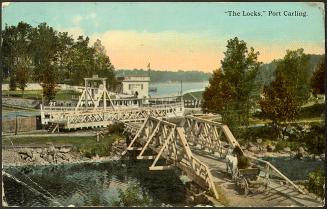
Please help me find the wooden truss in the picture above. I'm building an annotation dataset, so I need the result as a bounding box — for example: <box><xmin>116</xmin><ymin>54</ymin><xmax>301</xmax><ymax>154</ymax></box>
<box><xmin>182</xmin><ymin>115</ymin><xmax>244</xmax><ymax>157</ymax></box>
<box><xmin>123</xmin><ymin>116</ymin><xmax>219</xmax><ymax>200</ymax></box>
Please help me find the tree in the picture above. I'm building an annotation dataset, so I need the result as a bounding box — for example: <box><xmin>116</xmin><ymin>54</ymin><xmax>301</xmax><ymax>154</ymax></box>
<box><xmin>92</xmin><ymin>39</ymin><xmax>117</xmax><ymax>90</ymax></box>
<box><xmin>275</xmin><ymin>48</ymin><xmax>311</xmax><ymax>105</ymax></box>
<box><xmin>56</xmin><ymin>32</ymin><xmax>74</xmax><ymax>82</ymax></box>
<box><xmin>1</xmin><ymin>22</ymin><xmax>32</xmax><ymax>90</ymax></box>
<box><xmin>202</xmin><ymin>37</ymin><xmax>261</xmax><ymax>127</ymax></box>
<box><xmin>30</xmin><ymin>23</ymin><xmax>60</xmax><ymax>102</ymax></box>
<box><xmin>311</xmin><ymin>57</ymin><xmax>325</xmax><ymax>97</ymax></box>
<box><xmin>259</xmin><ymin>72</ymin><xmax>300</xmax><ymax>139</ymax></box>
<box><xmin>67</xmin><ymin>36</ymin><xmax>95</xmax><ymax>85</ymax></box>
<box><xmin>15</xmin><ymin>58</ymin><xmax>30</xmax><ymax>95</ymax></box>
<box><xmin>202</xmin><ymin>69</ymin><xmax>232</xmax><ymax>113</ymax></box>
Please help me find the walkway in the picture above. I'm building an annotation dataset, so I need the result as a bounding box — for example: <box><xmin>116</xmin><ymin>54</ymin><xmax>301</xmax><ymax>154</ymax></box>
<box><xmin>122</xmin><ymin>115</ymin><xmax>323</xmax><ymax>207</ymax></box>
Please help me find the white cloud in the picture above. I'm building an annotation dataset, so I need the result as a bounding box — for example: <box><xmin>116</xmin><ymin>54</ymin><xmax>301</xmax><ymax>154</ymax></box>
<box><xmin>72</xmin><ymin>16</ymin><xmax>83</xmax><ymax>25</ymax></box>
<box><xmin>71</xmin><ymin>12</ymin><xmax>98</xmax><ymax>27</ymax></box>
<box><xmin>2</xmin><ymin>2</ymin><xmax>10</xmax><ymax>8</ymax></box>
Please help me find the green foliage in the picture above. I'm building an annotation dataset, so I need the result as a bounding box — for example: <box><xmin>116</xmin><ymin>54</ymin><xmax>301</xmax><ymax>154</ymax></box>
<box><xmin>298</xmin><ymin>103</ymin><xmax>325</xmax><ymax>119</ymax></box>
<box><xmin>274</xmin><ymin>140</ymin><xmax>297</xmax><ymax>152</ymax></box>
<box><xmin>259</xmin><ymin>72</ymin><xmax>301</xmax><ymax>138</ymax></box>
<box><xmin>42</xmin><ymin>83</ymin><xmax>59</xmax><ymax>103</ymax></box>
<box><xmin>15</xmin><ymin>60</ymin><xmax>30</xmax><ymax>93</ymax></box>
<box><xmin>238</xmin><ymin>126</ymin><xmax>276</xmax><ymax>141</ymax></box>
<box><xmin>113</xmin><ymin>182</ymin><xmax>150</xmax><ymax>207</ymax></box>
<box><xmin>202</xmin><ymin>37</ymin><xmax>261</xmax><ymax>127</ymax></box>
<box><xmin>107</xmin><ymin>122</ymin><xmax>125</xmax><ymax>134</ymax></box>
<box><xmin>1</xmin><ymin>21</ymin><xmax>117</xmax><ymax>99</ymax></box>
<box><xmin>202</xmin><ymin>69</ymin><xmax>233</xmax><ymax>113</ymax></box>
<box><xmin>311</xmin><ymin>56</ymin><xmax>325</xmax><ymax>96</ymax></box>
<box><xmin>9</xmin><ymin>76</ymin><xmax>17</xmax><ymax>91</ymax></box>
<box><xmin>302</xmin><ymin>124</ymin><xmax>325</xmax><ymax>155</ymax></box>
<box><xmin>307</xmin><ymin>167</ymin><xmax>325</xmax><ymax>198</ymax></box>
<box><xmin>275</xmin><ymin>48</ymin><xmax>311</xmax><ymax>105</ymax></box>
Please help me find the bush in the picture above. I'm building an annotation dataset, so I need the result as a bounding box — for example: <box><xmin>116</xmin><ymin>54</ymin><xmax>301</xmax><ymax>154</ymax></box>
<box><xmin>108</xmin><ymin>122</ymin><xmax>124</xmax><ymax>134</ymax></box>
<box><xmin>298</xmin><ymin>103</ymin><xmax>325</xmax><ymax>119</ymax></box>
<box><xmin>302</xmin><ymin>124</ymin><xmax>325</xmax><ymax>155</ymax></box>
<box><xmin>237</xmin><ymin>125</ymin><xmax>276</xmax><ymax>142</ymax></box>
<box><xmin>113</xmin><ymin>182</ymin><xmax>150</xmax><ymax>206</ymax></box>
<box><xmin>275</xmin><ymin>140</ymin><xmax>302</xmax><ymax>152</ymax></box>
<box><xmin>307</xmin><ymin>167</ymin><xmax>325</xmax><ymax>198</ymax></box>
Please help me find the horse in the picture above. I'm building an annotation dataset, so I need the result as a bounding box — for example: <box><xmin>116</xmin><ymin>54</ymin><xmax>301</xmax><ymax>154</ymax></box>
<box><xmin>225</xmin><ymin>148</ymin><xmax>238</xmax><ymax>180</ymax></box>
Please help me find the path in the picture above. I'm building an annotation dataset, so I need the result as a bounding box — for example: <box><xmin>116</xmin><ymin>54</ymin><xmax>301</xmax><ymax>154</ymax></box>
<box><xmin>191</xmin><ymin>148</ymin><xmax>322</xmax><ymax>207</ymax></box>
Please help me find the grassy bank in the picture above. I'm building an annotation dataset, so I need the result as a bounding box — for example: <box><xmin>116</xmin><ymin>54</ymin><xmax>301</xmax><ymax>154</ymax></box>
<box><xmin>2</xmin><ymin>134</ymin><xmax>124</xmax><ymax>157</ymax></box>
<box><xmin>2</xmin><ymin>89</ymin><xmax>81</xmax><ymax>101</ymax></box>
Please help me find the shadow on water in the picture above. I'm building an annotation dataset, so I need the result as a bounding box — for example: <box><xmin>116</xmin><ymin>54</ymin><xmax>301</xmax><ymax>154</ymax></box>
<box><xmin>3</xmin><ymin>160</ymin><xmax>187</xmax><ymax>207</ymax></box>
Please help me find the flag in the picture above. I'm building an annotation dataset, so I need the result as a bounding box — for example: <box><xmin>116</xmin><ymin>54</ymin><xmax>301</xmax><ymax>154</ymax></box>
<box><xmin>147</xmin><ymin>62</ymin><xmax>150</xmax><ymax>69</ymax></box>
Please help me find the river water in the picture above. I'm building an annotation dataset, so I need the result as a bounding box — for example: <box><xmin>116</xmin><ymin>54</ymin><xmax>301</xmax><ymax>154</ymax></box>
<box><xmin>261</xmin><ymin>157</ymin><xmax>324</xmax><ymax>180</ymax></box>
<box><xmin>3</xmin><ymin>160</ymin><xmax>188</xmax><ymax>207</ymax></box>
<box><xmin>149</xmin><ymin>81</ymin><xmax>209</xmax><ymax>97</ymax></box>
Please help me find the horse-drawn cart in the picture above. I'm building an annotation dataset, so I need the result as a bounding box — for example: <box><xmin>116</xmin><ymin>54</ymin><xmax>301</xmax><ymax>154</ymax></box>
<box><xmin>235</xmin><ymin>167</ymin><xmax>269</xmax><ymax>196</ymax></box>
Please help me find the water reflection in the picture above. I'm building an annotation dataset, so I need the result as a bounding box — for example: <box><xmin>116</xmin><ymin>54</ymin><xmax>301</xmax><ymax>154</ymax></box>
<box><xmin>3</xmin><ymin>160</ymin><xmax>187</xmax><ymax>207</ymax></box>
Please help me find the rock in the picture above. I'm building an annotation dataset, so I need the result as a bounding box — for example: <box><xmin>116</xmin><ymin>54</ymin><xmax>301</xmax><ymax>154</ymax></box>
<box><xmin>248</xmin><ymin>146</ymin><xmax>258</xmax><ymax>153</ymax></box>
<box><xmin>248</xmin><ymin>142</ymin><xmax>255</xmax><ymax>147</ymax></box>
<box><xmin>298</xmin><ymin>147</ymin><xmax>305</xmax><ymax>154</ymax></box>
<box><xmin>47</xmin><ymin>155</ymin><xmax>53</xmax><ymax>162</ymax></box>
<box><xmin>256</xmin><ymin>138</ymin><xmax>262</xmax><ymax>144</ymax></box>
<box><xmin>59</xmin><ymin>147</ymin><xmax>71</xmax><ymax>153</ymax></box>
<box><xmin>20</xmin><ymin>154</ymin><xmax>28</xmax><ymax>160</ymax></box>
<box><xmin>34</xmin><ymin>154</ymin><xmax>44</xmax><ymax>163</ymax></box>
<box><xmin>320</xmin><ymin>154</ymin><xmax>325</xmax><ymax>161</ymax></box>
<box><xmin>19</xmin><ymin>148</ymin><xmax>33</xmax><ymax>158</ymax></box>
<box><xmin>48</xmin><ymin>145</ymin><xmax>56</xmax><ymax>154</ymax></box>
<box><xmin>283</xmin><ymin>147</ymin><xmax>291</xmax><ymax>152</ymax></box>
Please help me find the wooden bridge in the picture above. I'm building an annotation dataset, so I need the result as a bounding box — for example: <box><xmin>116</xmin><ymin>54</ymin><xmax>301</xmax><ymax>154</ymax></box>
<box><xmin>40</xmin><ymin>76</ymin><xmax>184</xmax><ymax>132</ymax></box>
<box><xmin>121</xmin><ymin>115</ymin><xmax>323</xmax><ymax>207</ymax></box>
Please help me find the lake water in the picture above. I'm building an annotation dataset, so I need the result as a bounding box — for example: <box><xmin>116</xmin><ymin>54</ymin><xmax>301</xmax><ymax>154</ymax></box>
<box><xmin>149</xmin><ymin>81</ymin><xmax>209</xmax><ymax>97</ymax></box>
<box><xmin>3</xmin><ymin>160</ymin><xmax>188</xmax><ymax>207</ymax></box>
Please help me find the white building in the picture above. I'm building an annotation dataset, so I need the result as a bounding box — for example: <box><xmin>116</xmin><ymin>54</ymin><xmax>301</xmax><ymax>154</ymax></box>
<box><xmin>117</xmin><ymin>76</ymin><xmax>150</xmax><ymax>98</ymax></box>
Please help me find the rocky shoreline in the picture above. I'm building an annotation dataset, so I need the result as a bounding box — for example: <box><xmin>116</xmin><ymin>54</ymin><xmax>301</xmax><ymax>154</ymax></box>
<box><xmin>241</xmin><ymin>141</ymin><xmax>325</xmax><ymax>161</ymax></box>
<box><xmin>2</xmin><ymin>139</ymin><xmax>128</xmax><ymax>167</ymax></box>
<box><xmin>3</xmin><ymin>140</ymin><xmax>325</xmax><ymax>168</ymax></box>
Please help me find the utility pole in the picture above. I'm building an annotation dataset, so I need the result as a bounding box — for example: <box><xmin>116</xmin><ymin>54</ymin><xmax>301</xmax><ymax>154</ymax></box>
<box><xmin>15</xmin><ymin>114</ymin><xmax>18</xmax><ymax>135</ymax></box>
<box><xmin>180</xmin><ymin>80</ymin><xmax>183</xmax><ymax>102</ymax></box>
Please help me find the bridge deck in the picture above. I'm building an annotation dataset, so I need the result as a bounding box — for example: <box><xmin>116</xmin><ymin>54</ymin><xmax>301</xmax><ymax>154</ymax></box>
<box><xmin>191</xmin><ymin>148</ymin><xmax>322</xmax><ymax>207</ymax></box>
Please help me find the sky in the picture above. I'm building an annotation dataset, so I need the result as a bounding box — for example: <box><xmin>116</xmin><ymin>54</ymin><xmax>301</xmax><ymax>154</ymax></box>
<box><xmin>1</xmin><ymin>2</ymin><xmax>325</xmax><ymax>72</ymax></box>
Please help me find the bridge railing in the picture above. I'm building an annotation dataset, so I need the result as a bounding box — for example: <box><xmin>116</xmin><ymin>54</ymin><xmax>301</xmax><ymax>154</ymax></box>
<box><xmin>247</xmin><ymin>156</ymin><xmax>306</xmax><ymax>194</ymax></box>
<box><xmin>189</xmin><ymin>155</ymin><xmax>219</xmax><ymax>199</ymax></box>
<box><xmin>184</xmin><ymin>115</ymin><xmax>307</xmax><ymax>196</ymax></box>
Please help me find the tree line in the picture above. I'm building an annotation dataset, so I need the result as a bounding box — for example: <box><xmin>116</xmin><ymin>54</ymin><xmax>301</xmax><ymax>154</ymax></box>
<box><xmin>1</xmin><ymin>21</ymin><xmax>117</xmax><ymax>102</ymax></box>
<box><xmin>202</xmin><ymin>37</ymin><xmax>325</xmax><ymax>138</ymax></box>
<box><xmin>116</xmin><ymin>69</ymin><xmax>211</xmax><ymax>82</ymax></box>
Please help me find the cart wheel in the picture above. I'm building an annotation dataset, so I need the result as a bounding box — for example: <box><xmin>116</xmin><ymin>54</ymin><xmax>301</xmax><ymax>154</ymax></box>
<box><xmin>244</xmin><ymin>186</ymin><xmax>249</xmax><ymax>196</ymax></box>
<box><xmin>242</xmin><ymin>178</ymin><xmax>249</xmax><ymax>196</ymax></box>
